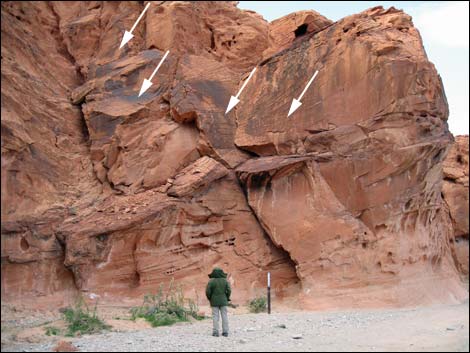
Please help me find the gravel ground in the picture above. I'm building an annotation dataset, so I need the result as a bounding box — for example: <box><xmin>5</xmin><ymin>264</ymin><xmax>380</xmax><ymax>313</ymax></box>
<box><xmin>2</xmin><ymin>302</ymin><xmax>468</xmax><ymax>352</ymax></box>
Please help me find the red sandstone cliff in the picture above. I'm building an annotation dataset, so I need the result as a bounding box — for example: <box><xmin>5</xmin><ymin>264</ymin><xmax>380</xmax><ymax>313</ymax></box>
<box><xmin>1</xmin><ymin>2</ymin><xmax>468</xmax><ymax>309</ymax></box>
<box><xmin>443</xmin><ymin>135</ymin><xmax>469</xmax><ymax>278</ymax></box>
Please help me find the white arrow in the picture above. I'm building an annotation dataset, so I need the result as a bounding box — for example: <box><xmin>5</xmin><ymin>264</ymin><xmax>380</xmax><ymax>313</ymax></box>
<box><xmin>138</xmin><ymin>50</ymin><xmax>170</xmax><ymax>97</ymax></box>
<box><xmin>119</xmin><ymin>2</ymin><xmax>151</xmax><ymax>49</ymax></box>
<box><xmin>287</xmin><ymin>70</ymin><xmax>319</xmax><ymax>118</ymax></box>
<box><xmin>225</xmin><ymin>67</ymin><xmax>257</xmax><ymax>114</ymax></box>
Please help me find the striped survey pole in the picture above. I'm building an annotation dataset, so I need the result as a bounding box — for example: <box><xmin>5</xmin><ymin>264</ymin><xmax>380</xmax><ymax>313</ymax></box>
<box><xmin>267</xmin><ymin>272</ymin><xmax>271</xmax><ymax>314</ymax></box>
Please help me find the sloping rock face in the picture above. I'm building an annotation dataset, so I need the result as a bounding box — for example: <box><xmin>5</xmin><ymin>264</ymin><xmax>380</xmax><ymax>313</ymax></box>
<box><xmin>234</xmin><ymin>6</ymin><xmax>467</xmax><ymax>307</ymax></box>
<box><xmin>443</xmin><ymin>136</ymin><xmax>469</xmax><ymax>277</ymax></box>
<box><xmin>1</xmin><ymin>2</ymin><xmax>467</xmax><ymax>309</ymax></box>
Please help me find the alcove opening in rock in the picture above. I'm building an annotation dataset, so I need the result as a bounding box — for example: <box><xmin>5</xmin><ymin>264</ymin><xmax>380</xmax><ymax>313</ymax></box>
<box><xmin>20</xmin><ymin>237</ymin><xmax>29</xmax><ymax>251</ymax></box>
<box><xmin>131</xmin><ymin>271</ymin><xmax>141</xmax><ymax>288</ymax></box>
<box><xmin>294</xmin><ymin>24</ymin><xmax>308</xmax><ymax>38</ymax></box>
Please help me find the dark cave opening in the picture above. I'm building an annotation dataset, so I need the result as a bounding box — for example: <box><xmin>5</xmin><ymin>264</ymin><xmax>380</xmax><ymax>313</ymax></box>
<box><xmin>20</xmin><ymin>237</ymin><xmax>29</xmax><ymax>251</ymax></box>
<box><xmin>294</xmin><ymin>24</ymin><xmax>309</xmax><ymax>38</ymax></box>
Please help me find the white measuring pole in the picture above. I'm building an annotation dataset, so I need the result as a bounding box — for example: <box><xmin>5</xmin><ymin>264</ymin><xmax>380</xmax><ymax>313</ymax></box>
<box><xmin>267</xmin><ymin>272</ymin><xmax>271</xmax><ymax>314</ymax></box>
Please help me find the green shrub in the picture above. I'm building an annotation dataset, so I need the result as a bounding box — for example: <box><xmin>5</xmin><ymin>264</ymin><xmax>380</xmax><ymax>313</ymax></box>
<box><xmin>146</xmin><ymin>312</ymin><xmax>179</xmax><ymax>327</ymax></box>
<box><xmin>131</xmin><ymin>280</ymin><xmax>204</xmax><ymax>327</ymax></box>
<box><xmin>248</xmin><ymin>296</ymin><xmax>267</xmax><ymax>313</ymax></box>
<box><xmin>62</xmin><ymin>298</ymin><xmax>110</xmax><ymax>337</ymax></box>
<box><xmin>44</xmin><ymin>326</ymin><xmax>60</xmax><ymax>336</ymax></box>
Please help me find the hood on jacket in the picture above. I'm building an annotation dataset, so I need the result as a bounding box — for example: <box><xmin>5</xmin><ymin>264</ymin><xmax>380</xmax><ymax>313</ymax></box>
<box><xmin>208</xmin><ymin>267</ymin><xmax>227</xmax><ymax>278</ymax></box>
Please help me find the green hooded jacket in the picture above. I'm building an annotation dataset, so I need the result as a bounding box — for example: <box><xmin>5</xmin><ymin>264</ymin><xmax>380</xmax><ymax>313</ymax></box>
<box><xmin>206</xmin><ymin>268</ymin><xmax>231</xmax><ymax>307</ymax></box>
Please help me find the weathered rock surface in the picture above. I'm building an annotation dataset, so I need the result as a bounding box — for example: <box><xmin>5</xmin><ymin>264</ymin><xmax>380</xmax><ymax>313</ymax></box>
<box><xmin>235</xmin><ymin>6</ymin><xmax>466</xmax><ymax>307</ymax></box>
<box><xmin>443</xmin><ymin>135</ymin><xmax>469</xmax><ymax>277</ymax></box>
<box><xmin>236</xmin><ymin>6</ymin><xmax>448</xmax><ymax>155</ymax></box>
<box><xmin>263</xmin><ymin>10</ymin><xmax>332</xmax><ymax>59</ymax></box>
<box><xmin>238</xmin><ymin>156</ymin><xmax>373</xmax><ymax>285</ymax></box>
<box><xmin>1</xmin><ymin>1</ymin><xmax>100</xmax><ymax>304</ymax></box>
<box><xmin>1</xmin><ymin>2</ymin><xmax>467</xmax><ymax>308</ymax></box>
<box><xmin>167</xmin><ymin>156</ymin><xmax>229</xmax><ymax>197</ymax></box>
<box><xmin>56</xmin><ymin>173</ymin><xmax>300</xmax><ymax>302</ymax></box>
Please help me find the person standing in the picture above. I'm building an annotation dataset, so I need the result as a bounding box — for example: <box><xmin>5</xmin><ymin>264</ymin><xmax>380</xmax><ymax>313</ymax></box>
<box><xmin>206</xmin><ymin>267</ymin><xmax>231</xmax><ymax>337</ymax></box>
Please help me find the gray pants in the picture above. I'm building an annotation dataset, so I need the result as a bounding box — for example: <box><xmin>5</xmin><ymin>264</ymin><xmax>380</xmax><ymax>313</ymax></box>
<box><xmin>212</xmin><ymin>306</ymin><xmax>229</xmax><ymax>335</ymax></box>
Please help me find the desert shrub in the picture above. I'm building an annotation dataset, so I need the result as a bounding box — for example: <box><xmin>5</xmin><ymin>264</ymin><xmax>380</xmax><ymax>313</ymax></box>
<box><xmin>44</xmin><ymin>326</ymin><xmax>60</xmax><ymax>336</ymax></box>
<box><xmin>248</xmin><ymin>296</ymin><xmax>267</xmax><ymax>313</ymax></box>
<box><xmin>144</xmin><ymin>312</ymin><xmax>179</xmax><ymax>327</ymax></box>
<box><xmin>131</xmin><ymin>280</ymin><xmax>204</xmax><ymax>327</ymax></box>
<box><xmin>62</xmin><ymin>298</ymin><xmax>110</xmax><ymax>337</ymax></box>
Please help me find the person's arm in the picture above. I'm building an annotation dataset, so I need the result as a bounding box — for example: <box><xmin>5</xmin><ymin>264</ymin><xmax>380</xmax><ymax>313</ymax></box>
<box><xmin>225</xmin><ymin>280</ymin><xmax>231</xmax><ymax>302</ymax></box>
<box><xmin>206</xmin><ymin>280</ymin><xmax>212</xmax><ymax>301</ymax></box>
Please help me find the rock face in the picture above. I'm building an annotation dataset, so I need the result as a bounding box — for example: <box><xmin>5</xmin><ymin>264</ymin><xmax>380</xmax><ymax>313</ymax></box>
<box><xmin>443</xmin><ymin>136</ymin><xmax>469</xmax><ymax>277</ymax></box>
<box><xmin>1</xmin><ymin>2</ymin><xmax>467</xmax><ymax>309</ymax></box>
<box><xmin>262</xmin><ymin>10</ymin><xmax>332</xmax><ymax>59</ymax></box>
<box><xmin>235</xmin><ymin>6</ymin><xmax>466</xmax><ymax>307</ymax></box>
<box><xmin>1</xmin><ymin>1</ymin><xmax>98</xmax><ymax>305</ymax></box>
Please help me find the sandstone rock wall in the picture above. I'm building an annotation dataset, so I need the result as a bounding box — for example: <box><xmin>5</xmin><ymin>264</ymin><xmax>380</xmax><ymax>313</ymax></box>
<box><xmin>234</xmin><ymin>5</ymin><xmax>466</xmax><ymax>307</ymax></box>
<box><xmin>443</xmin><ymin>135</ymin><xmax>469</xmax><ymax>278</ymax></box>
<box><xmin>1</xmin><ymin>2</ymin><xmax>467</xmax><ymax>308</ymax></box>
<box><xmin>1</xmin><ymin>1</ymin><xmax>99</xmax><ymax>304</ymax></box>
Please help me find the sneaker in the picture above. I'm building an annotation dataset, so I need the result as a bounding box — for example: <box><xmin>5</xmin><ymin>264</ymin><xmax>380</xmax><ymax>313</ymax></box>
<box><xmin>222</xmin><ymin>333</ymin><xmax>229</xmax><ymax>337</ymax></box>
<box><xmin>212</xmin><ymin>333</ymin><xmax>219</xmax><ymax>337</ymax></box>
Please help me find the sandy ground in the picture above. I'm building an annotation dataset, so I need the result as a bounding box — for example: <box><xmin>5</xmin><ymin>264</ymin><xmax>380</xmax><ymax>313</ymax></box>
<box><xmin>1</xmin><ymin>301</ymin><xmax>468</xmax><ymax>352</ymax></box>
